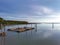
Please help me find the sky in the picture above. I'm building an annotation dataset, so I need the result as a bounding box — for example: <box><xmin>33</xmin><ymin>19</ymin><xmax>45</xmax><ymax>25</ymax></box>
<box><xmin>0</xmin><ymin>0</ymin><xmax>60</xmax><ymax>22</ymax></box>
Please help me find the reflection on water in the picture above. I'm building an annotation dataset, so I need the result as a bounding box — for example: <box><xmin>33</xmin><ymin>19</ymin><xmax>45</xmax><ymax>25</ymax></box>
<box><xmin>0</xmin><ymin>26</ymin><xmax>1</xmax><ymax>29</ymax></box>
<box><xmin>0</xmin><ymin>24</ymin><xmax>2</xmax><ymax>29</ymax></box>
<box><xmin>0</xmin><ymin>24</ymin><xmax>60</xmax><ymax>45</ymax></box>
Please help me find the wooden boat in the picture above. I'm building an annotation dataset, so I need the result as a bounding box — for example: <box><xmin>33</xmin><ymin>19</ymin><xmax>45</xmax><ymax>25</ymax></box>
<box><xmin>7</xmin><ymin>27</ymin><xmax>34</xmax><ymax>32</ymax></box>
<box><xmin>7</xmin><ymin>28</ymin><xmax>17</xmax><ymax>31</ymax></box>
<box><xmin>26</xmin><ymin>27</ymin><xmax>34</xmax><ymax>30</ymax></box>
<box><xmin>15</xmin><ymin>28</ymin><xmax>26</xmax><ymax>32</ymax></box>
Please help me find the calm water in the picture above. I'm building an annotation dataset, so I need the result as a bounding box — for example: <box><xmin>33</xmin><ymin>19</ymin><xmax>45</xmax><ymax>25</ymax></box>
<box><xmin>0</xmin><ymin>24</ymin><xmax>60</xmax><ymax>45</ymax></box>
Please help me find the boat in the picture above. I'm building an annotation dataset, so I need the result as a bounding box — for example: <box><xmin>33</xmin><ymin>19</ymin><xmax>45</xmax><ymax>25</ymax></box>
<box><xmin>7</xmin><ymin>27</ymin><xmax>34</xmax><ymax>32</ymax></box>
<box><xmin>7</xmin><ymin>28</ymin><xmax>17</xmax><ymax>31</ymax></box>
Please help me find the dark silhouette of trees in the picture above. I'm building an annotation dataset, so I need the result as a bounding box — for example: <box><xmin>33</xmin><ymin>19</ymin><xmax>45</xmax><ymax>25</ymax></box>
<box><xmin>0</xmin><ymin>17</ymin><xmax>28</xmax><ymax>25</ymax></box>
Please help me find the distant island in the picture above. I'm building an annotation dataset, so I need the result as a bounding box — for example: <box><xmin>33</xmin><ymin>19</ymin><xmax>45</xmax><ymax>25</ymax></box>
<box><xmin>0</xmin><ymin>17</ymin><xmax>28</xmax><ymax>25</ymax></box>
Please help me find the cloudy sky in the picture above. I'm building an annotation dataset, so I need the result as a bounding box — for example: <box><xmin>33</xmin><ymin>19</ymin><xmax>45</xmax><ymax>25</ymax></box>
<box><xmin>0</xmin><ymin>0</ymin><xmax>60</xmax><ymax>22</ymax></box>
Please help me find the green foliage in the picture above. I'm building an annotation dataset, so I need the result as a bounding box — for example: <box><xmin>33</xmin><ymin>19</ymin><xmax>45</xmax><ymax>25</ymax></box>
<box><xmin>5</xmin><ymin>20</ymin><xmax>28</xmax><ymax>25</ymax></box>
<box><xmin>0</xmin><ymin>17</ymin><xmax>4</xmax><ymax>24</ymax></box>
<box><xmin>0</xmin><ymin>17</ymin><xmax>28</xmax><ymax>25</ymax></box>
<box><xmin>0</xmin><ymin>17</ymin><xmax>3</xmax><ymax>22</ymax></box>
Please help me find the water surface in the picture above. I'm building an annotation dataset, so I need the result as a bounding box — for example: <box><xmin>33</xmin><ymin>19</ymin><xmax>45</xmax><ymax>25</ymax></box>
<box><xmin>0</xmin><ymin>24</ymin><xmax>60</xmax><ymax>45</ymax></box>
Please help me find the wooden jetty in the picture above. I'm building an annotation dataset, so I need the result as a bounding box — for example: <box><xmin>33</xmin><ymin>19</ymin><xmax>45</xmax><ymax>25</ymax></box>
<box><xmin>7</xmin><ymin>27</ymin><xmax>34</xmax><ymax>32</ymax></box>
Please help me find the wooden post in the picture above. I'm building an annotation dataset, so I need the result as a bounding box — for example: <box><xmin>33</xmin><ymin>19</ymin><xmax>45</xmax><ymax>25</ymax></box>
<box><xmin>1</xmin><ymin>24</ymin><xmax>2</xmax><ymax>32</ymax></box>
<box><xmin>26</xmin><ymin>24</ymin><xmax>27</xmax><ymax>27</ymax></box>
<box><xmin>31</xmin><ymin>24</ymin><xmax>32</xmax><ymax>28</ymax></box>
<box><xmin>35</xmin><ymin>24</ymin><xmax>37</xmax><ymax>32</ymax></box>
<box><xmin>0</xmin><ymin>24</ymin><xmax>2</xmax><ymax>45</ymax></box>
<box><xmin>4</xmin><ymin>24</ymin><xmax>5</xmax><ymax>32</ymax></box>
<box><xmin>52</xmin><ymin>23</ymin><xmax>54</xmax><ymax>29</ymax></box>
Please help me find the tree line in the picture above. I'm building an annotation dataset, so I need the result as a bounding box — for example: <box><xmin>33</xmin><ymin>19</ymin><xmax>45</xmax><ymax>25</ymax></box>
<box><xmin>0</xmin><ymin>17</ymin><xmax>28</xmax><ymax>25</ymax></box>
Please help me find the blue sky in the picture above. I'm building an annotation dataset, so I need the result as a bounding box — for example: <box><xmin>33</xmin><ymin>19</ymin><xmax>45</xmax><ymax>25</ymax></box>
<box><xmin>0</xmin><ymin>0</ymin><xmax>60</xmax><ymax>22</ymax></box>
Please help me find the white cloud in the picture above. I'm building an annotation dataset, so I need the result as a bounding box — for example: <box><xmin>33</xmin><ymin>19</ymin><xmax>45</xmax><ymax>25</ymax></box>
<box><xmin>30</xmin><ymin>5</ymin><xmax>60</xmax><ymax>17</ymax></box>
<box><xmin>1</xmin><ymin>5</ymin><xmax>60</xmax><ymax>22</ymax></box>
<box><xmin>31</xmin><ymin>5</ymin><xmax>54</xmax><ymax>16</ymax></box>
<box><xmin>23</xmin><ymin>5</ymin><xmax>60</xmax><ymax>22</ymax></box>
